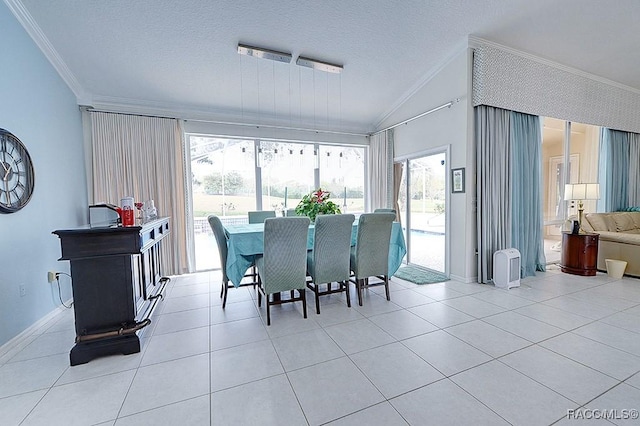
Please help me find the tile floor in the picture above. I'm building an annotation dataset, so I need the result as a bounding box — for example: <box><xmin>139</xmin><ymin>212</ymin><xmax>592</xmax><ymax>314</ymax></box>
<box><xmin>1</xmin><ymin>267</ymin><xmax>640</xmax><ymax>425</ymax></box>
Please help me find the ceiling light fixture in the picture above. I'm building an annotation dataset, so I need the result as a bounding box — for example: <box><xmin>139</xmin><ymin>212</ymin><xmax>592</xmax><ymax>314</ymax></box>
<box><xmin>296</xmin><ymin>56</ymin><xmax>343</xmax><ymax>74</ymax></box>
<box><xmin>237</xmin><ymin>44</ymin><xmax>291</xmax><ymax>63</ymax></box>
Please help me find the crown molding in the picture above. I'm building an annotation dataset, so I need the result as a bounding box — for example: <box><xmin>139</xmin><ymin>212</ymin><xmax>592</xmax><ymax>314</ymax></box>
<box><xmin>4</xmin><ymin>0</ymin><xmax>87</xmax><ymax>100</ymax></box>
<box><xmin>468</xmin><ymin>35</ymin><xmax>640</xmax><ymax>95</ymax></box>
<box><xmin>373</xmin><ymin>39</ymin><xmax>470</xmax><ymax>129</ymax></box>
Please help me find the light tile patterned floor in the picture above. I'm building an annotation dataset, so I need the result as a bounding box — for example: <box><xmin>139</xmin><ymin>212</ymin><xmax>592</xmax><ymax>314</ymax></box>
<box><xmin>1</xmin><ymin>268</ymin><xmax>640</xmax><ymax>425</ymax></box>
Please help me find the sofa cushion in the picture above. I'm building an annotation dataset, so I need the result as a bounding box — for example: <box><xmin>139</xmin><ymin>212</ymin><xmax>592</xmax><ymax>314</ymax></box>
<box><xmin>630</xmin><ymin>212</ymin><xmax>640</xmax><ymax>229</ymax></box>
<box><xmin>585</xmin><ymin>213</ymin><xmax>616</xmax><ymax>232</ymax></box>
<box><xmin>612</xmin><ymin>212</ymin><xmax>637</xmax><ymax>232</ymax></box>
<box><xmin>581</xmin><ymin>217</ymin><xmax>595</xmax><ymax>232</ymax></box>
<box><xmin>598</xmin><ymin>231</ymin><xmax>640</xmax><ymax>244</ymax></box>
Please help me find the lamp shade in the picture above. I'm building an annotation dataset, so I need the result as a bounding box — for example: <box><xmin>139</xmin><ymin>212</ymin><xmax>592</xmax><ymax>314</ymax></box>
<box><xmin>564</xmin><ymin>183</ymin><xmax>600</xmax><ymax>200</ymax></box>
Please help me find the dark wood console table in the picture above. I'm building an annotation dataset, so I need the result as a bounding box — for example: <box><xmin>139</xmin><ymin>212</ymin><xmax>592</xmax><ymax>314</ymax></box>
<box><xmin>560</xmin><ymin>231</ymin><xmax>599</xmax><ymax>276</ymax></box>
<box><xmin>53</xmin><ymin>217</ymin><xmax>170</xmax><ymax>365</ymax></box>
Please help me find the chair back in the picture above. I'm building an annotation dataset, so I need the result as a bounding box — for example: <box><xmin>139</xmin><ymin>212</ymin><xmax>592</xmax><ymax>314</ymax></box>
<box><xmin>262</xmin><ymin>217</ymin><xmax>310</xmax><ymax>294</ymax></box>
<box><xmin>285</xmin><ymin>208</ymin><xmax>298</xmax><ymax>217</ymax></box>
<box><xmin>353</xmin><ymin>213</ymin><xmax>394</xmax><ymax>278</ymax></box>
<box><xmin>248</xmin><ymin>210</ymin><xmax>276</xmax><ymax>223</ymax></box>
<box><xmin>374</xmin><ymin>208</ymin><xmax>396</xmax><ymax>214</ymax></box>
<box><xmin>207</xmin><ymin>215</ymin><xmax>228</xmax><ymax>282</ymax></box>
<box><xmin>310</xmin><ymin>214</ymin><xmax>355</xmax><ymax>284</ymax></box>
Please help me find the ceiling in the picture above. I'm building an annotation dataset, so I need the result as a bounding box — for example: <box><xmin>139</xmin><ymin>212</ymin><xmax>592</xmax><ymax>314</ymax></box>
<box><xmin>10</xmin><ymin>0</ymin><xmax>640</xmax><ymax>134</ymax></box>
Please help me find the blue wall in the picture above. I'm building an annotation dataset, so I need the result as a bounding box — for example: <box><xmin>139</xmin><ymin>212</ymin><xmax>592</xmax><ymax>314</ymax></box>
<box><xmin>0</xmin><ymin>3</ymin><xmax>88</xmax><ymax>346</ymax></box>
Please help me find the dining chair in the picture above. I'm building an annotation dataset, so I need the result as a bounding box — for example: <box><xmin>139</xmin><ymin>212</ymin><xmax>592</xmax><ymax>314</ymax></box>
<box><xmin>256</xmin><ymin>216</ymin><xmax>310</xmax><ymax>325</ymax></box>
<box><xmin>248</xmin><ymin>210</ymin><xmax>276</xmax><ymax>223</ymax></box>
<box><xmin>247</xmin><ymin>210</ymin><xmax>276</xmax><ymax>280</ymax></box>
<box><xmin>306</xmin><ymin>213</ymin><xmax>355</xmax><ymax>314</ymax></box>
<box><xmin>285</xmin><ymin>208</ymin><xmax>299</xmax><ymax>217</ymax></box>
<box><xmin>349</xmin><ymin>212</ymin><xmax>395</xmax><ymax>306</ymax></box>
<box><xmin>208</xmin><ymin>215</ymin><xmax>256</xmax><ymax>308</ymax></box>
<box><xmin>374</xmin><ymin>208</ymin><xmax>396</xmax><ymax>214</ymax></box>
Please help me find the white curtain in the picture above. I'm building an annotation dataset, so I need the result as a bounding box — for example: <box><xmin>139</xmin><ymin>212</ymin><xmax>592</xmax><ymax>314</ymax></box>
<box><xmin>90</xmin><ymin>112</ymin><xmax>189</xmax><ymax>275</ymax></box>
<box><xmin>369</xmin><ymin>130</ymin><xmax>392</xmax><ymax>211</ymax></box>
<box><xmin>393</xmin><ymin>162</ymin><xmax>403</xmax><ymax>223</ymax></box>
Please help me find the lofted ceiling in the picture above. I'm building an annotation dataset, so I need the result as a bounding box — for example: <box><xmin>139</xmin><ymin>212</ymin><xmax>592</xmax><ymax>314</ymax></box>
<box><xmin>8</xmin><ymin>0</ymin><xmax>640</xmax><ymax>134</ymax></box>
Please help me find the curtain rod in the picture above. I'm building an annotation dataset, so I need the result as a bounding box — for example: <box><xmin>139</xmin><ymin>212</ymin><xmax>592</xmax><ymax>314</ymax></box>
<box><xmin>371</xmin><ymin>98</ymin><xmax>461</xmax><ymax>136</ymax></box>
<box><xmin>81</xmin><ymin>106</ymin><xmax>177</xmax><ymax>121</ymax></box>
<box><xmin>82</xmin><ymin>107</ymin><xmax>369</xmax><ymax>138</ymax></box>
<box><xmin>186</xmin><ymin>118</ymin><xmax>369</xmax><ymax>138</ymax></box>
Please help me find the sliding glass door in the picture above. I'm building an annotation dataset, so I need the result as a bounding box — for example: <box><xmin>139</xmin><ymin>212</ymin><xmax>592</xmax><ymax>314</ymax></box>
<box><xmin>190</xmin><ymin>137</ymin><xmax>256</xmax><ymax>270</ymax></box>
<box><xmin>541</xmin><ymin>118</ymin><xmax>600</xmax><ymax>264</ymax></box>
<box><xmin>398</xmin><ymin>151</ymin><xmax>447</xmax><ymax>273</ymax></box>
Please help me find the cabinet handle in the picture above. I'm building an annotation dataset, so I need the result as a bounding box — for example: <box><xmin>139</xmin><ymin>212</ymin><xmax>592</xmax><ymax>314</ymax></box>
<box><xmin>148</xmin><ymin>293</ymin><xmax>163</xmax><ymax>301</ymax></box>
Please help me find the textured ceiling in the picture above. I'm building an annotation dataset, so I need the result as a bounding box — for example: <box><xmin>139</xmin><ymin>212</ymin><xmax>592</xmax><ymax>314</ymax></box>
<box><xmin>12</xmin><ymin>0</ymin><xmax>640</xmax><ymax>134</ymax></box>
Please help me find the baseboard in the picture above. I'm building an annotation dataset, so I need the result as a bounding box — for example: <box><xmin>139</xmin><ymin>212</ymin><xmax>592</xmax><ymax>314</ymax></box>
<box><xmin>0</xmin><ymin>301</ymin><xmax>72</xmax><ymax>361</ymax></box>
<box><xmin>449</xmin><ymin>273</ymin><xmax>479</xmax><ymax>284</ymax></box>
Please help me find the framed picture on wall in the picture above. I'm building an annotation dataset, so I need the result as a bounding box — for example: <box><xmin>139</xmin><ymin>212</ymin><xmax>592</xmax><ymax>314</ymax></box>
<box><xmin>452</xmin><ymin>167</ymin><xmax>465</xmax><ymax>193</ymax></box>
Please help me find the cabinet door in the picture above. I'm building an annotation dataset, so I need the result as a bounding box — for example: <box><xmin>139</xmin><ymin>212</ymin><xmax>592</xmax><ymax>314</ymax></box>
<box><xmin>140</xmin><ymin>249</ymin><xmax>154</xmax><ymax>299</ymax></box>
<box><xmin>132</xmin><ymin>254</ymin><xmax>145</xmax><ymax>314</ymax></box>
<box><xmin>583</xmin><ymin>235</ymin><xmax>599</xmax><ymax>269</ymax></box>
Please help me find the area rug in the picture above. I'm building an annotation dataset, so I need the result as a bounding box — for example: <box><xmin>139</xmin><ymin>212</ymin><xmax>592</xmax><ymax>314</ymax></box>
<box><xmin>393</xmin><ymin>265</ymin><xmax>448</xmax><ymax>285</ymax></box>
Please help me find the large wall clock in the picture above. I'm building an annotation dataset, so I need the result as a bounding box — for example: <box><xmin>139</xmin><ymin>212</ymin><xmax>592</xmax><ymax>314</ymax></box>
<box><xmin>0</xmin><ymin>129</ymin><xmax>35</xmax><ymax>213</ymax></box>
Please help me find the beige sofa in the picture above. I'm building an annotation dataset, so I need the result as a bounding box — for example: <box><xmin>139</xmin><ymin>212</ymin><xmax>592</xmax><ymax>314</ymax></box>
<box><xmin>582</xmin><ymin>212</ymin><xmax>640</xmax><ymax>277</ymax></box>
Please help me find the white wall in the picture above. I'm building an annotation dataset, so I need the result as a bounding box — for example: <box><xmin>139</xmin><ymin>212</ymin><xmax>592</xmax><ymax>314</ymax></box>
<box><xmin>0</xmin><ymin>2</ymin><xmax>87</xmax><ymax>347</ymax></box>
<box><xmin>379</xmin><ymin>49</ymin><xmax>476</xmax><ymax>282</ymax></box>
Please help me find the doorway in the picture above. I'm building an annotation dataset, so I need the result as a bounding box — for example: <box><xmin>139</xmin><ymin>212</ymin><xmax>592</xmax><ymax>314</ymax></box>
<box><xmin>398</xmin><ymin>151</ymin><xmax>447</xmax><ymax>273</ymax></box>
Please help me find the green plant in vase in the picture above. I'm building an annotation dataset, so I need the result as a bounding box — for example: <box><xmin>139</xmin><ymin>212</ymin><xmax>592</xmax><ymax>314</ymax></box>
<box><xmin>295</xmin><ymin>188</ymin><xmax>341</xmax><ymax>222</ymax></box>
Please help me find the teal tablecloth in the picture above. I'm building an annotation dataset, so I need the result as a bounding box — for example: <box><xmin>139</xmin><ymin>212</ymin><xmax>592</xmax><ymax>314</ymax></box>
<box><xmin>225</xmin><ymin>222</ymin><xmax>406</xmax><ymax>287</ymax></box>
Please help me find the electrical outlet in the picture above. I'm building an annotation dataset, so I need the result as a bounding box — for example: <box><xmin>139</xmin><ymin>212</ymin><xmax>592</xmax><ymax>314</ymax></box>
<box><xmin>47</xmin><ymin>271</ymin><xmax>57</xmax><ymax>283</ymax></box>
<box><xmin>19</xmin><ymin>284</ymin><xmax>26</xmax><ymax>297</ymax></box>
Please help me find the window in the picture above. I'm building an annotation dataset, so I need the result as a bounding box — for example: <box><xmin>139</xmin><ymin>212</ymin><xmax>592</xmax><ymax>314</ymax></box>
<box><xmin>259</xmin><ymin>141</ymin><xmax>315</xmax><ymax>212</ymax></box>
<box><xmin>319</xmin><ymin>145</ymin><xmax>365</xmax><ymax>214</ymax></box>
<box><xmin>188</xmin><ymin>135</ymin><xmax>366</xmax><ymax>271</ymax></box>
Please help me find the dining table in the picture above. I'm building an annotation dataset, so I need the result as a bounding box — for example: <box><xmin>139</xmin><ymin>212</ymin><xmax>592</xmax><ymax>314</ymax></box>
<box><xmin>224</xmin><ymin>220</ymin><xmax>407</xmax><ymax>287</ymax></box>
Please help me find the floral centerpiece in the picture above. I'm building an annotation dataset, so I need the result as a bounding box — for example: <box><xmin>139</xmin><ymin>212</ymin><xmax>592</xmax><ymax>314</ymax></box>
<box><xmin>295</xmin><ymin>188</ymin><xmax>341</xmax><ymax>222</ymax></box>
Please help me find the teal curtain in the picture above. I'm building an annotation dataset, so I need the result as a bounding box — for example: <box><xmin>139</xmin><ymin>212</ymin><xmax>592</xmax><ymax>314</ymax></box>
<box><xmin>476</xmin><ymin>106</ymin><xmax>546</xmax><ymax>282</ymax></box>
<box><xmin>510</xmin><ymin>112</ymin><xmax>546</xmax><ymax>276</ymax></box>
<box><xmin>476</xmin><ymin>106</ymin><xmax>511</xmax><ymax>283</ymax></box>
<box><xmin>598</xmin><ymin>128</ymin><xmax>630</xmax><ymax>212</ymax></box>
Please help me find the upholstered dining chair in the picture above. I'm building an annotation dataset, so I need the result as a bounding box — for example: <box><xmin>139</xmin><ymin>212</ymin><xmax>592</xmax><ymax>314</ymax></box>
<box><xmin>256</xmin><ymin>216</ymin><xmax>310</xmax><ymax>325</ymax></box>
<box><xmin>306</xmin><ymin>214</ymin><xmax>355</xmax><ymax>314</ymax></box>
<box><xmin>208</xmin><ymin>215</ymin><xmax>255</xmax><ymax>308</ymax></box>
<box><xmin>373</xmin><ymin>208</ymin><xmax>396</xmax><ymax>214</ymax></box>
<box><xmin>247</xmin><ymin>210</ymin><xmax>276</xmax><ymax>280</ymax></box>
<box><xmin>350</xmin><ymin>212</ymin><xmax>395</xmax><ymax>306</ymax></box>
<box><xmin>285</xmin><ymin>208</ymin><xmax>299</xmax><ymax>217</ymax></box>
<box><xmin>248</xmin><ymin>210</ymin><xmax>276</xmax><ymax>223</ymax></box>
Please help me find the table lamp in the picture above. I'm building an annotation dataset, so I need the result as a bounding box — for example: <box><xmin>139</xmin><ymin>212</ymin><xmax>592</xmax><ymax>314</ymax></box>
<box><xmin>564</xmin><ymin>183</ymin><xmax>600</xmax><ymax>232</ymax></box>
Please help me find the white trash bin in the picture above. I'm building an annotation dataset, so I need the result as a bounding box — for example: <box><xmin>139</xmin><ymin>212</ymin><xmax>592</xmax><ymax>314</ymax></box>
<box><xmin>605</xmin><ymin>259</ymin><xmax>627</xmax><ymax>279</ymax></box>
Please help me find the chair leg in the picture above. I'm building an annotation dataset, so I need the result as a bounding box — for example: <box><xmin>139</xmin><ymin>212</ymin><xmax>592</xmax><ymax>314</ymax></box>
<box><xmin>344</xmin><ymin>280</ymin><xmax>351</xmax><ymax>308</ymax></box>
<box><xmin>314</xmin><ymin>284</ymin><xmax>320</xmax><ymax>314</ymax></box>
<box><xmin>257</xmin><ymin>287</ymin><xmax>262</xmax><ymax>307</ymax></box>
<box><xmin>384</xmin><ymin>275</ymin><xmax>390</xmax><ymax>301</ymax></box>
<box><xmin>301</xmin><ymin>289</ymin><xmax>307</xmax><ymax>319</ymax></box>
<box><xmin>357</xmin><ymin>278</ymin><xmax>364</xmax><ymax>306</ymax></box>
<box><xmin>222</xmin><ymin>282</ymin><xmax>229</xmax><ymax>309</ymax></box>
<box><xmin>266</xmin><ymin>295</ymin><xmax>271</xmax><ymax>326</ymax></box>
<box><xmin>220</xmin><ymin>281</ymin><xmax>224</xmax><ymax>298</ymax></box>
